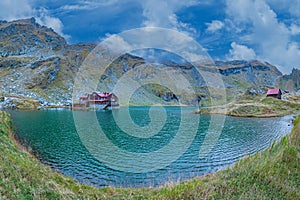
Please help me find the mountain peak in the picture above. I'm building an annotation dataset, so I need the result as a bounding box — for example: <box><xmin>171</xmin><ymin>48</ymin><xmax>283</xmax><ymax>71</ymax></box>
<box><xmin>0</xmin><ymin>18</ymin><xmax>67</xmax><ymax>57</ymax></box>
<box><xmin>0</xmin><ymin>18</ymin><xmax>40</xmax><ymax>30</ymax></box>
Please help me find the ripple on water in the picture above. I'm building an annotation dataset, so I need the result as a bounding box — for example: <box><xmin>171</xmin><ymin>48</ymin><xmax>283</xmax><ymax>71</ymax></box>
<box><xmin>9</xmin><ymin>108</ymin><xmax>293</xmax><ymax>188</ymax></box>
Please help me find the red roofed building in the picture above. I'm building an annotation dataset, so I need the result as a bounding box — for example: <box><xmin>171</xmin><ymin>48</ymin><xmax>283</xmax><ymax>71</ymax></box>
<box><xmin>266</xmin><ymin>88</ymin><xmax>282</xmax><ymax>99</ymax></box>
<box><xmin>77</xmin><ymin>92</ymin><xmax>119</xmax><ymax>110</ymax></box>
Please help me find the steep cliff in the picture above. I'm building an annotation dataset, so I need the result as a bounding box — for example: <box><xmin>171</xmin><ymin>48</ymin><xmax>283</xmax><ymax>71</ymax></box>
<box><xmin>215</xmin><ymin>60</ymin><xmax>282</xmax><ymax>89</ymax></box>
<box><xmin>277</xmin><ymin>68</ymin><xmax>300</xmax><ymax>93</ymax></box>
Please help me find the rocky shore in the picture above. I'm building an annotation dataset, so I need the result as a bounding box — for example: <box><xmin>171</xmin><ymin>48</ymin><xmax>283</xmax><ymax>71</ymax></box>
<box><xmin>0</xmin><ymin>94</ymin><xmax>71</xmax><ymax>110</ymax></box>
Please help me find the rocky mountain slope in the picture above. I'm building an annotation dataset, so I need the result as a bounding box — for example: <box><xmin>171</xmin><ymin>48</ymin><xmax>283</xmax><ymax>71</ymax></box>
<box><xmin>0</xmin><ymin>18</ymin><xmax>299</xmax><ymax>107</ymax></box>
<box><xmin>0</xmin><ymin>18</ymin><xmax>96</xmax><ymax>105</ymax></box>
<box><xmin>94</xmin><ymin>55</ymin><xmax>285</xmax><ymax>105</ymax></box>
<box><xmin>0</xmin><ymin>18</ymin><xmax>66</xmax><ymax>57</ymax></box>
<box><xmin>277</xmin><ymin>68</ymin><xmax>300</xmax><ymax>93</ymax></box>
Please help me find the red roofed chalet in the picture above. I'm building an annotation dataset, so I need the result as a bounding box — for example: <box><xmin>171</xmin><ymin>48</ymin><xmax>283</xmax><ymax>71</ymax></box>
<box><xmin>266</xmin><ymin>88</ymin><xmax>282</xmax><ymax>99</ymax></box>
<box><xmin>75</xmin><ymin>92</ymin><xmax>119</xmax><ymax>110</ymax></box>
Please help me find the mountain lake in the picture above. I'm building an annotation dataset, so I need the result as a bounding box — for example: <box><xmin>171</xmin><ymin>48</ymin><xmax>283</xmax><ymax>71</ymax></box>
<box><xmin>9</xmin><ymin>106</ymin><xmax>293</xmax><ymax>188</ymax></box>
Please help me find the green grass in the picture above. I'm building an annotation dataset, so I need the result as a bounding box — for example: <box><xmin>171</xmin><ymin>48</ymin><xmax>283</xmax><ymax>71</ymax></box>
<box><xmin>234</xmin><ymin>93</ymin><xmax>263</xmax><ymax>104</ymax></box>
<box><xmin>199</xmin><ymin>93</ymin><xmax>300</xmax><ymax>117</ymax></box>
<box><xmin>1</xmin><ymin>110</ymin><xmax>300</xmax><ymax>199</ymax></box>
<box><xmin>1</xmin><ymin>95</ymin><xmax>40</xmax><ymax>110</ymax></box>
<box><xmin>232</xmin><ymin>77</ymin><xmax>252</xmax><ymax>89</ymax></box>
<box><xmin>0</xmin><ymin>111</ymin><xmax>117</xmax><ymax>199</ymax></box>
<box><xmin>229</xmin><ymin>96</ymin><xmax>300</xmax><ymax>117</ymax></box>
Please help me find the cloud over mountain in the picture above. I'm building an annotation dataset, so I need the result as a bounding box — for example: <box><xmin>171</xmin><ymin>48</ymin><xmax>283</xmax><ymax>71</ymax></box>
<box><xmin>0</xmin><ymin>0</ymin><xmax>69</xmax><ymax>40</ymax></box>
<box><xmin>0</xmin><ymin>0</ymin><xmax>299</xmax><ymax>74</ymax></box>
<box><xmin>225</xmin><ymin>0</ymin><xmax>300</xmax><ymax>74</ymax></box>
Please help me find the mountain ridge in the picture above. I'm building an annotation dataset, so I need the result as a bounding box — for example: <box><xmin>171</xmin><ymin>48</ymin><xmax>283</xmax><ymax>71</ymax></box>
<box><xmin>0</xmin><ymin>18</ymin><xmax>67</xmax><ymax>58</ymax></box>
<box><xmin>0</xmin><ymin>18</ymin><xmax>299</xmax><ymax>107</ymax></box>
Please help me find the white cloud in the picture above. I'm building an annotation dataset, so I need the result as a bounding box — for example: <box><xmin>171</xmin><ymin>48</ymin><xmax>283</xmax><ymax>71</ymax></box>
<box><xmin>0</xmin><ymin>0</ymin><xmax>32</xmax><ymax>20</ymax></box>
<box><xmin>36</xmin><ymin>8</ymin><xmax>70</xmax><ymax>40</ymax></box>
<box><xmin>0</xmin><ymin>0</ymin><xmax>69</xmax><ymax>41</ymax></box>
<box><xmin>290</xmin><ymin>24</ymin><xmax>300</xmax><ymax>35</ymax></box>
<box><xmin>61</xmin><ymin>4</ymin><xmax>93</xmax><ymax>11</ymax></box>
<box><xmin>140</xmin><ymin>0</ymin><xmax>198</xmax><ymax>35</ymax></box>
<box><xmin>181</xmin><ymin>51</ymin><xmax>208</xmax><ymax>63</ymax></box>
<box><xmin>100</xmin><ymin>27</ymin><xmax>212</xmax><ymax>66</ymax></box>
<box><xmin>265</xmin><ymin>0</ymin><xmax>300</xmax><ymax>18</ymax></box>
<box><xmin>62</xmin><ymin>0</ymin><xmax>200</xmax><ymax>38</ymax></box>
<box><xmin>61</xmin><ymin>0</ymin><xmax>119</xmax><ymax>11</ymax></box>
<box><xmin>206</xmin><ymin>20</ymin><xmax>224</xmax><ymax>33</ymax></box>
<box><xmin>228</xmin><ymin>42</ymin><xmax>256</xmax><ymax>60</ymax></box>
<box><xmin>142</xmin><ymin>1</ymin><xmax>172</xmax><ymax>28</ymax></box>
<box><xmin>102</xmin><ymin>34</ymin><xmax>133</xmax><ymax>53</ymax></box>
<box><xmin>225</xmin><ymin>0</ymin><xmax>300</xmax><ymax>74</ymax></box>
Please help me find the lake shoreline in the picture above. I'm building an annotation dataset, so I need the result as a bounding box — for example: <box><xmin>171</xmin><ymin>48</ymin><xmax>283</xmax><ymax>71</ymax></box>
<box><xmin>1</xmin><ymin>110</ymin><xmax>300</xmax><ymax>198</ymax></box>
<box><xmin>2</xmin><ymin>92</ymin><xmax>300</xmax><ymax>119</ymax></box>
<box><xmin>194</xmin><ymin>95</ymin><xmax>300</xmax><ymax>118</ymax></box>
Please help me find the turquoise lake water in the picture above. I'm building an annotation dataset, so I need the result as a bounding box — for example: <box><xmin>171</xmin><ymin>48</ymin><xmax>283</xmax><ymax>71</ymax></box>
<box><xmin>9</xmin><ymin>107</ymin><xmax>293</xmax><ymax>187</ymax></box>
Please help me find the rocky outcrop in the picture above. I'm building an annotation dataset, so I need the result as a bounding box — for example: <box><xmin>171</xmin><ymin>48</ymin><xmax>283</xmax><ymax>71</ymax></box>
<box><xmin>0</xmin><ymin>18</ymin><xmax>67</xmax><ymax>57</ymax></box>
<box><xmin>0</xmin><ymin>58</ymin><xmax>26</xmax><ymax>68</ymax></box>
<box><xmin>25</xmin><ymin>57</ymin><xmax>61</xmax><ymax>89</ymax></box>
<box><xmin>0</xmin><ymin>19</ymin><xmax>87</xmax><ymax>104</ymax></box>
<box><xmin>216</xmin><ymin>60</ymin><xmax>282</xmax><ymax>88</ymax></box>
<box><xmin>277</xmin><ymin>68</ymin><xmax>300</xmax><ymax>92</ymax></box>
<box><xmin>63</xmin><ymin>43</ymin><xmax>96</xmax><ymax>68</ymax></box>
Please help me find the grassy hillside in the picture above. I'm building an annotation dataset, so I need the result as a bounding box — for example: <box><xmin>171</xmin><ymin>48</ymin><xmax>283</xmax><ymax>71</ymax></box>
<box><xmin>0</xmin><ymin>110</ymin><xmax>300</xmax><ymax>199</ymax></box>
<box><xmin>199</xmin><ymin>94</ymin><xmax>300</xmax><ymax>117</ymax></box>
<box><xmin>0</xmin><ymin>111</ymin><xmax>115</xmax><ymax>199</ymax></box>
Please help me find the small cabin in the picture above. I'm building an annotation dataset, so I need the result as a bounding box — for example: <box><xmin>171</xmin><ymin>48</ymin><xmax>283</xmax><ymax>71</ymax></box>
<box><xmin>266</xmin><ymin>88</ymin><xmax>282</xmax><ymax>99</ymax></box>
<box><xmin>76</xmin><ymin>92</ymin><xmax>119</xmax><ymax>110</ymax></box>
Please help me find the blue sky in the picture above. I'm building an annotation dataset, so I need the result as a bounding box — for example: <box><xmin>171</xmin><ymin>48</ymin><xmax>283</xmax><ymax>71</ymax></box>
<box><xmin>0</xmin><ymin>0</ymin><xmax>299</xmax><ymax>74</ymax></box>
